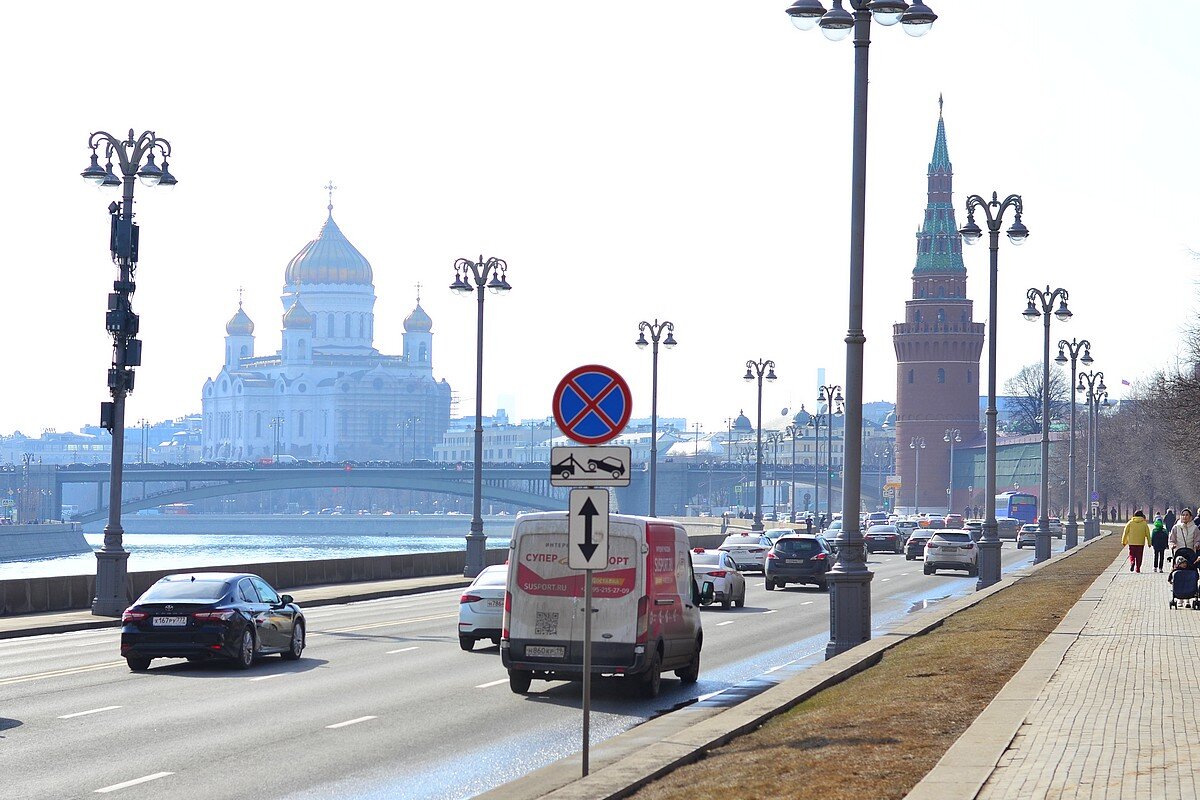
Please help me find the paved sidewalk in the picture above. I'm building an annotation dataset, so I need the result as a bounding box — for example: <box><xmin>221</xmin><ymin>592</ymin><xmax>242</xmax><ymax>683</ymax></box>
<box><xmin>911</xmin><ymin>549</ymin><xmax>1196</xmax><ymax>800</ymax></box>
<box><xmin>0</xmin><ymin>572</ymin><xmax>471</xmax><ymax>639</ymax></box>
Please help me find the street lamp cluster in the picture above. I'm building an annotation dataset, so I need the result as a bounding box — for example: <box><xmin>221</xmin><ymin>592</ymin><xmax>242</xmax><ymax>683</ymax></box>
<box><xmin>743</xmin><ymin>359</ymin><xmax>778</xmax><ymax>531</ymax></box>
<box><xmin>1056</xmin><ymin>339</ymin><xmax>1093</xmax><ymax>549</ymax></box>
<box><xmin>637</xmin><ymin>320</ymin><xmax>677</xmax><ymax>516</ymax></box>
<box><xmin>1078</xmin><ymin>370</ymin><xmax>1108</xmax><ymax>540</ymax></box>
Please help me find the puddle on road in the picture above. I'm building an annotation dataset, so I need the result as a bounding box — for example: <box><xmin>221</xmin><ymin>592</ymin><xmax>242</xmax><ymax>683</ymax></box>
<box><xmin>907</xmin><ymin>594</ymin><xmax>952</xmax><ymax>614</ymax></box>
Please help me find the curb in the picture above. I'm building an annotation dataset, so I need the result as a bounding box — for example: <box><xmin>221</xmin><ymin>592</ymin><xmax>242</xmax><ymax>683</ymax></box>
<box><xmin>478</xmin><ymin>533</ymin><xmax>1114</xmax><ymax>800</ymax></box>
<box><xmin>903</xmin><ymin>540</ymin><xmax>1119</xmax><ymax>800</ymax></box>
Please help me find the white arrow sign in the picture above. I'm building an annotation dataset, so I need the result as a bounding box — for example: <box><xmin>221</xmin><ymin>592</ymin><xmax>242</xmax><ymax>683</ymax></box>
<box><xmin>568</xmin><ymin>488</ymin><xmax>610</xmax><ymax>570</ymax></box>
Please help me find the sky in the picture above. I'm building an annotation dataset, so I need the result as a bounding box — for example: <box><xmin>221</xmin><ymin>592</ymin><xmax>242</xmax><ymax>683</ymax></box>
<box><xmin>1</xmin><ymin>2</ymin><xmax>1196</xmax><ymax>438</ymax></box>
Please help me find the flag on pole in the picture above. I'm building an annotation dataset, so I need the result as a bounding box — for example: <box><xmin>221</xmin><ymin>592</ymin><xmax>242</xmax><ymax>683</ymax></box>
<box><xmin>1121</xmin><ymin>379</ymin><xmax>1131</xmax><ymax>386</ymax></box>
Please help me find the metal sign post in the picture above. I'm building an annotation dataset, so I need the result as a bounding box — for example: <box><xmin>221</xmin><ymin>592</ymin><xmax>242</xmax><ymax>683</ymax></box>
<box><xmin>568</xmin><ymin>487</ymin><xmax>609</xmax><ymax>777</ymax></box>
<box><xmin>582</xmin><ymin>566</ymin><xmax>593</xmax><ymax>776</ymax></box>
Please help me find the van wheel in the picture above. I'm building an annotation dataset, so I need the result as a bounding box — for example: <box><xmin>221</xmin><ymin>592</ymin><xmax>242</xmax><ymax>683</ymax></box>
<box><xmin>734</xmin><ymin>589</ymin><xmax>745</xmax><ymax>608</ymax></box>
<box><xmin>906</xmin><ymin>554</ymin><xmax>913</xmax><ymax>561</ymax></box>
<box><xmin>459</xmin><ymin>635</ymin><xmax>475</xmax><ymax>652</ymax></box>
<box><xmin>923</xmin><ymin>564</ymin><xmax>934</xmax><ymax>575</ymax></box>
<box><xmin>764</xmin><ymin>579</ymin><xmax>775</xmax><ymax>591</ymax></box>
<box><xmin>675</xmin><ymin>644</ymin><xmax>701</xmax><ymax>684</ymax></box>
<box><xmin>508</xmin><ymin>669</ymin><xmax>533</xmax><ymax>694</ymax></box>
<box><xmin>639</xmin><ymin>649</ymin><xmax>663</xmax><ymax>698</ymax></box>
<box><xmin>126</xmin><ymin>656</ymin><xmax>151</xmax><ymax>672</ymax></box>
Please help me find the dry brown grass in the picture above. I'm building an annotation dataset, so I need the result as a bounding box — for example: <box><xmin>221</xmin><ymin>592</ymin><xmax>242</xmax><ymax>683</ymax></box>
<box><xmin>629</xmin><ymin>535</ymin><xmax>1122</xmax><ymax>800</ymax></box>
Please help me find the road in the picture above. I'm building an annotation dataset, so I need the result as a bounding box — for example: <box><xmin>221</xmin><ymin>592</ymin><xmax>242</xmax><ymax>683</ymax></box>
<box><xmin>0</xmin><ymin>541</ymin><xmax>1055</xmax><ymax>799</ymax></box>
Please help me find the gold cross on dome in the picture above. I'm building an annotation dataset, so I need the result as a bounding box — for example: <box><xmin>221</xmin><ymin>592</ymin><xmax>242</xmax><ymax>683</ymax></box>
<box><xmin>324</xmin><ymin>180</ymin><xmax>337</xmax><ymax>210</ymax></box>
<box><xmin>414</xmin><ymin>281</ymin><xmax>423</xmax><ymax>303</ymax></box>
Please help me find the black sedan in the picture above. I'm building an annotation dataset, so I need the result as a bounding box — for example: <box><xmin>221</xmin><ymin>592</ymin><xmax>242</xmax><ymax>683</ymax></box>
<box><xmin>905</xmin><ymin>531</ymin><xmax>934</xmax><ymax>560</ymax></box>
<box><xmin>121</xmin><ymin>572</ymin><xmax>305</xmax><ymax>671</ymax></box>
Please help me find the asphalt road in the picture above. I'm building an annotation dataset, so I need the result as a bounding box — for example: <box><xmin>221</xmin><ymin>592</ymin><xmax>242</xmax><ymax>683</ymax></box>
<box><xmin>0</xmin><ymin>542</ymin><xmax>1054</xmax><ymax>800</ymax></box>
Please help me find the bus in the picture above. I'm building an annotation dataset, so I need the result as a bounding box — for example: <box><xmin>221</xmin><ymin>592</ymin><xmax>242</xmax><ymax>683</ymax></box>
<box><xmin>995</xmin><ymin>492</ymin><xmax>1037</xmax><ymax>525</ymax></box>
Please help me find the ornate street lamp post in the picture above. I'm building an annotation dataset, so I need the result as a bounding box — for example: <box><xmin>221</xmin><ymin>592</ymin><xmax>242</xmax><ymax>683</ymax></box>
<box><xmin>786</xmin><ymin>0</ymin><xmax>937</xmax><ymax>658</ymax></box>
<box><xmin>1077</xmin><ymin>370</ymin><xmax>1107</xmax><ymax>540</ymax></box>
<box><xmin>818</xmin><ymin>384</ymin><xmax>844</xmax><ymax>525</ymax></box>
<box><xmin>80</xmin><ymin>128</ymin><xmax>177</xmax><ymax>617</ymax></box>
<box><xmin>1023</xmin><ymin>286</ymin><xmax>1072</xmax><ymax>564</ymax></box>
<box><xmin>961</xmin><ymin>191</ymin><xmax>1028</xmax><ymax>589</ymax></box>
<box><xmin>743</xmin><ymin>359</ymin><xmax>777</xmax><ymax>532</ymax></box>
<box><xmin>804</xmin><ymin>406</ymin><xmax>827</xmax><ymax>529</ymax></box>
<box><xmin>786</xmin><ymin>423</ymin><xmax>804</xmax><ymax>523</ymax></box>
<box><xmin>944</xmin><ymin>428</ymin><xmax>961</xmax><ymax>514</ymax></box>
<box><xmin>909</xmin><ymin>437</ymin><xmax>926</xmax><ymax>514</ymax></box>
<box><xmin>450</xmin><ymin>256</ymin><xmax>512</xmax><ymax>577</ymax></box>
<box><xmin>767</xmin><ymin>431</ymin><xmax>784</xmax><ymax>521</ymax></box>
<box><xmin>636</xmin><ymin>320</ymin><xmax>677</xmax><ymax>516</ymax></box>
<box><xmin>269</xmin><ymin>416</ymin><xmax>285</xmax><ymax>460</ymax></box>
<box><xmin>1055</xmin><ymin>339</ymin><xmax>1093</xmax><ymax>549</ymax></box>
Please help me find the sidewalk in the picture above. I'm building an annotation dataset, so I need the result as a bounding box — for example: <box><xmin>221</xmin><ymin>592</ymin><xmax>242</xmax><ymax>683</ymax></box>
<box><xmin>0</xmin><ymin>572</ymin><xmax>472</xmax><ymax>640</ymax></box>
<box><xmin>910</xmin><ymin>549</ymin><xmax>1195</xmax><ymax>799</ymax></box>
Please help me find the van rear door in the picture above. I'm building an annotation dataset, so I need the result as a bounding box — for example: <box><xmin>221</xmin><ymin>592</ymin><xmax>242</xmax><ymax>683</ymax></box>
<box><xmin>510</xmin><ymin>527</ymin><xmax>578</xmax><ymax>660</ymax></box>
<box><xmin>586</xmin><ymin>525</ymin><xmax>640</xmax><ymax>665</ymax></box>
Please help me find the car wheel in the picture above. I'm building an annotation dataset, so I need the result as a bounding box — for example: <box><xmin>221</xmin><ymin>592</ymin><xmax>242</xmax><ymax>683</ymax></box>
<box><xmin>126</xmin><ymin>656</ymin><xmax>151</xmax><ymax>672</ymax></box>
<box><xmin>234</xmin><ymin>629</ymin><xmax>255</xmax><ymax>670</ymax></box>
<box><xmin>895</xmin><ymin>544</ymin><xmax>903</xmax><ymax>554</ymax></box>
<box><xmin>1017</xmin><ymin>543</ymin><xmax>1023</xmax><ymax>549</ymax></box>
<box><xmin>675</xmin><ymin>642</ymin><xmax>701</xmax><ymax>684</ymax></box>
<box><xmin>721</xmin><ymin>594</ymin><xmax>732</xmax><ymax>610</ymax></box>
<box><xmin>817</xmin><ymin>579</ymin><xmax>829</xmax><ymax>592</ymax></box>
<box><xmin>459</xmin><ymin>635</ymin><xmax>475</xmax><ymax>651</ymax></box>
<box><xmin>968</xmin><ymin>566</ymin><xmax>979</xmax><ymax>577</ymax></box>
<box><xmin>734</xmin><ymin>587</ymin><xmax>745</xmax><ymax>608</ymax></box>
<box><xmin>906</xmin><ymin>554</ymin><xmax>913</xmax><ymax>561</ymax></box>
<box><xmin>765</xmin><ymin>579</ymin><xmax>775</xmax><ymax>591</ymax></box>
<box><xmin>639</xmin><ymin>649</ymin><xmax>663</xmax><ymax>699</ymax></box>
<box><xmin>186</xmin><ymin>655</ymin><xmax>205</xmax><ymax>663</ymax></box>
<box><xmin>282</xmin><ymin>622</ymin><xmax>305</xmax><ymax>661</ymax></box>
<box><xmin>923</xmin><ymin>565</ymin><xmax>934</xmax><ymax>575</ymax></box>
<box><xmin>508</xmin><ymin>669</ymin><xmax>533</xmax><ymax>694</ymax></box>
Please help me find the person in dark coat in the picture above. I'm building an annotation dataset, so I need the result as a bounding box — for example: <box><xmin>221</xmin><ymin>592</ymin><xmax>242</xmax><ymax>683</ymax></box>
<box><xmin>1165</xmin><ymin>508</ymin><xmax>1178</xmax><ymax>535</ymax></box>
<box><xmin>1151</xmin><ymin>519</ymin><xmax>1170</xmax><ymax>573</ymax></box>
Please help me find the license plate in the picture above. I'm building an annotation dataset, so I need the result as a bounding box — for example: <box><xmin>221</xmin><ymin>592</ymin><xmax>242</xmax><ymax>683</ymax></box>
<box><xmin>485</xmin><ymin>599</ymin><xmax>503</xmax><ymax>609</ymax></box>
<box><xmin>942</xmin><ymin>546</ymin><xmax>958</xmax><ymax>552</ymax></box>
<box><xmin>785</xmin><ymin>559</ymin><xmax>804</xmax><ymax>564</ymax></box>
<box><xmin>153</xmin><ymin>616</ymin><xmax>187</xmax><ymax>627</ymax></box>
<box><xmin>525</xmin><ymin>645</ymin><xmax>565</xmax><ymax>658</ymax></box>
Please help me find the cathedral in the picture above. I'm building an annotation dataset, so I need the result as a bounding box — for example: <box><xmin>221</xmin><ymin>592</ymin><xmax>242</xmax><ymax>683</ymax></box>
<box><xmin>201</xmin><ymin>197</ymin><xmax>451</xmax><ymax>462</ymax></box>
<box><xmin>892</xmin><ymin>102</ymin><xmax>985</xmax><ymax>513</ymax></box>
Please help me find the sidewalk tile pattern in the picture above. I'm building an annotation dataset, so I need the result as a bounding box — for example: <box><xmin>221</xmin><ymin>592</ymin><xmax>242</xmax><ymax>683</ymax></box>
<box><xmin>979</xmin><ymin>559</ymin><xmax>1196</xmax><ymax>799</ymax></box>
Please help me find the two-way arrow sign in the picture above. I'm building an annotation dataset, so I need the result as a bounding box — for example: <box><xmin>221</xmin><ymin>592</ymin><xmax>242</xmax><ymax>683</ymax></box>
<box><xmin>568</xmin><ymin>488</ymin><xmax>609</xmax><ymax>570</ymax></box>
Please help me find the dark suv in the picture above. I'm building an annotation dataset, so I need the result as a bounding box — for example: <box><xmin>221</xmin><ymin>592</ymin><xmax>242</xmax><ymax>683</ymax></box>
<box><xmin>764</xmin><ymin>534</ymin><xmax>833</xmax><ymax>591</ymax></box>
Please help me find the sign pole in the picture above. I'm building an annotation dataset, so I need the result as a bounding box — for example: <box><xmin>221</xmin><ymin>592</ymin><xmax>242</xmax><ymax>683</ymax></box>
<box><xmin>582</xmin><ymin>568</ymin><xmax>593</xmax><ymax>777</ymax></box>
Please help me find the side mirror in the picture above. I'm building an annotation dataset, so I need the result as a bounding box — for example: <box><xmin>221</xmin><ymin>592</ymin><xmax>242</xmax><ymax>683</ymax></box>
<box><xmin>699</xmin><ymin>581</ymin><xmax>716</xmax><ymax>606</ymax></box>
<box><xmin>279</xmin><ymin>594</ymin><xmax>293</xmax><ymax>605</ymax></box>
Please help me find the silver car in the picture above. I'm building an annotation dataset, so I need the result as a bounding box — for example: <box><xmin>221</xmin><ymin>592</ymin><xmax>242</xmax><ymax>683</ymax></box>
<box><xmin>923</xmin><ymin>530</ymin><xmax>979</xmax><ymax>576</ymax></box>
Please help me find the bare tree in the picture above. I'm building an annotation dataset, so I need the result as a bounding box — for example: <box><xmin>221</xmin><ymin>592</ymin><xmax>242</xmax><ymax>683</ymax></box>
<box><xmin>1003</xmin><ymin>363</ymin><xmax>1071</xmax><ymax>435</ymax></box>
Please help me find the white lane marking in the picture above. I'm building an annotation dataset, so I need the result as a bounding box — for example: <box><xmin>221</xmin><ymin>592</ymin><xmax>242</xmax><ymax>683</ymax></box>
<box><xmin>697</xmin><ymin>689</ymin><xmax>727</xmax><ymax>701</ymax></box>
<box><xmin>0</xmin><ymin>661</ymin><xmax>125</xmax><ymax>687</ymax></box>
<box><xmin>801</xmin><ymin>601</ymin><xmax>814</xmax><ymax>606</ymax></box>
<box><xmin>386</xmin><ymin>646</ymin><xmax>420</xmax><ymax>654</ymax></box>
<box><xmin>763</xmin><ymin>665</ymin><xmax>784</xmax><ymax>674</ymax></box>
<box><xmin>901</xmin><ymin>573</ymin><xmax>910</xmax><ymax>576</ymax></box>
<box><xmin>326</xmin><ymin>715</ymin><xmax>378</xmax><ymax>729</ymax></box>
<box><xmin>95</xmin><ymin>772</ymin><xmax>173</xmax><ymax>793</ymax></box>
<box><xmin>475</xmin><ymin>678</ymin><xmax>508</xmax><ymax>689</ymax></box>
<box><xmin>881</xmin><ymin>578</ymin><xmax>891</xmax><ymax>582</ymax></box>
<box><xmin>716</xmin><ymin>620</ymin><xmax>735</xmax><ymax>626</ymax></box>
<box><xmin>761</xmin><ymin>609</ymin><xmax>778</xmax><ymax>615</ymax></box>
<box><xmin>58</xmin><ymin>705</ymin><xmax>122</xmax><ymax>719</ymax></box>
<box><xmin>249</xmin><ymin>674</ymin><xmax>285</xmax><ymax>682</ymax></box>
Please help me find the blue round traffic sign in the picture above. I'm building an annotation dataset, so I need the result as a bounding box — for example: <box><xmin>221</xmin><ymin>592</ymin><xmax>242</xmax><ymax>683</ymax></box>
<box><xmin>552</xmin><ymin>364</ymin><xmax>632</xmax><ymax>445</ymax></box>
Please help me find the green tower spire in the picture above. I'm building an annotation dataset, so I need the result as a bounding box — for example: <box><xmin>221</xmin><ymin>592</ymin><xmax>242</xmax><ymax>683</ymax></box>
<box><xmin>913</xmin><ymin>95</ymin><xmax>964</xmax><ymax>275</ymax></box>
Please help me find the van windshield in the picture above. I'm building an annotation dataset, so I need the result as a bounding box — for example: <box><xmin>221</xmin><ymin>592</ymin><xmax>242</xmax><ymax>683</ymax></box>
<box><xmin>774</xmin><ymin>538</ymin><xmax>819</xmax><ymax>555</ymax></box>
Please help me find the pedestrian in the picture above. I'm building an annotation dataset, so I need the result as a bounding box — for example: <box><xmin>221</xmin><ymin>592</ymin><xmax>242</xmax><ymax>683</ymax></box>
<box><xmin>1170</xmin><ymin>508</ymin><xmax>1200</xmax><ymax>554</ymax></box>
<box><xmin>1151</xmin><ymin>518</ymin><xmax>1170</xmax><ymax>572</ymax></box>
<box><xmin>1121</xmin><ymin>510</ymin><xmax>1150</xmax><ymax>572</ymax></box>
<box><xmin>804</xmin><ymin>515</ymin><xmax>813</xmax><ymax>534</ymax></box>
<box><xmin>1164</xmin><ymin>507</ymin><xmax>1178</xmax><ymax>534</ymax></box>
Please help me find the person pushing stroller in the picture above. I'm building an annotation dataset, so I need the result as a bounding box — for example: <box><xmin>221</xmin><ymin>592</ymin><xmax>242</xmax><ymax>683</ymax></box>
<box><xmin>1170</xmin><ymin>548</ymin><xmax>1200</xmax><ymax>609</ymax></box>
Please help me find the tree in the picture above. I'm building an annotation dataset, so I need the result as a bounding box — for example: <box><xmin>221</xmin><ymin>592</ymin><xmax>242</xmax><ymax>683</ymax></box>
<box><xmin>1003</xmin><ymin>363</ymin><xmax>1071</xmax><ymax>435</ymax></box>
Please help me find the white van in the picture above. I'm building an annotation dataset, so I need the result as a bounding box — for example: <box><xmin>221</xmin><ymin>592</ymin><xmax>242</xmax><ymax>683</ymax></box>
<box><xmin>501</xmin><ymin>512</ymin><xmax>707</xmax><ymax>698</ymax></box>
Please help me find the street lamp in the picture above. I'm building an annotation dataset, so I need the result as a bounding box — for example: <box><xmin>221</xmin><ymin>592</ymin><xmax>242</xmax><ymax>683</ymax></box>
<box><xmin>909</xmin><ymin>437</ymin><xmax>926</xmax><ymax>514</ymax></box>
<box><xmin>1077</xmin><ymin>370</ymin><xmax>1107</xmax><ymax>540</ymax></box>
<box><xmin>818</xmin><ymin>384</ymin><xmax>844</xmax><ymax>527</ymax></box>
<box><xmin>1023</xmin><ymin>285</ymin><xmax>1071</xmax><ymax>564</ymax></box>
<box><xmin>450</xmin><ymin>255</ymin><xmax>512</xmax><ymax>577</ymax></box>
<box><xmin>785</xmin><ymin>423</ymin><xmax>804</xmax><ymax>523</ymax></box>
<box><xmin>1055</xmin><ymin>338</ymin><xmax>1092</xmax><ymax>549</ymax></box>
<box><xmin>138</xmin><ymin>418</ymin><xmax>149</xmax><ymax>465</ymax></box>
<box><xmin>803</xmin><ymin>406</ymin><xmax>828</xmax><ymax>529</ymax></box>
<box><xmin>961</xmin><ymin>190</ymin><xmax>1028</xmax><ymax>590</ymax></box>
<box><xmin>636</xmin><ymin>319</ymin><xmax>677</xmax><ymax>516</ymax></box>
<box><xmin>743</xmin><ymin>359</ymin><xmax>777</xmax><ymax>532</ymax></box>
<box><xmin>944</xmin><ymin>428</ymin><xmax>961</xmax><ymax>514</ymax></box>
<box><xmin>767</xmin><ymin>431</ymin><xmax>784</xmax><ymax>522</ymax></box>
<box><xmin>874</xmin><ymin>445</ymin><xmax>892</xmax><ymax>511</ymax></box>
<box><xmin>787</xmin><ymin>0</ymin><xmax>936</xmax><ymax>658</ymax></box>
<box><xmin>82</xmin><ymin>128</ymin><xmax>176</xmax><ymax>617</ymax></box>
<box><xmin>269</xmin><ymin>416</ymin><xmax>286</xmax><ymax>460</ymax></box>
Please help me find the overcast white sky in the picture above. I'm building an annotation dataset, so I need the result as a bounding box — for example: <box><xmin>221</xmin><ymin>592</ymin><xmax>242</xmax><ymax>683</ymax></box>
<box><xmin>1</xmin><ymin>2</ymin><xmax>1196</xmax><ymax>438</ymax></box>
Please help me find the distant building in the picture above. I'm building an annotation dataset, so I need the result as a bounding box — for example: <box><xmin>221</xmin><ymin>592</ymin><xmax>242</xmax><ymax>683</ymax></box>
<box><xmin>201</xmin><ymin>200</ymin><xmax>451</xmax><ymax>461</ymax></box>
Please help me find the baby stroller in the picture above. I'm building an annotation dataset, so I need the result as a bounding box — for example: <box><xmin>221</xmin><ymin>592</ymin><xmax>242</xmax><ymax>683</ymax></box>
<box><xmin>1169</xmin><ymin>547</ymin><xmax>1199</xmax><ymax>609</ymax></box>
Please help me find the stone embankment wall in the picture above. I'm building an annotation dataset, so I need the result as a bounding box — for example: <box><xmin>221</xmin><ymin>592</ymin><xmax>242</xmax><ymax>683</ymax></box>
<box><xmin>0</xmin><ymin>523</ymin><xmax>89</xmax><ymax>562</ymax></box>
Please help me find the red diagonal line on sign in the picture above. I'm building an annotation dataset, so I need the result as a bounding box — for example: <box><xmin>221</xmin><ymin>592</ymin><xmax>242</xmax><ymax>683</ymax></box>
<box><xmin>563</xmin><ymin>378</ymin><xmax>620</xmax><ymax>433</ymax></box>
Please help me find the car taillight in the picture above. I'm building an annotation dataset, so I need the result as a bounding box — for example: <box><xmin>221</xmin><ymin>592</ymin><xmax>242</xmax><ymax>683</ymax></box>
<box><xmin>460</xmin><ymin>593</ymin><xmax>482</xmax><ymax>604</ymax></box>
<box><xmin>502</xmin><ymin>591</ymin><xmax>512</xmax><ymax>640</ymax></box>
<box><xmin>121</xmin><ymin>609</ymin><xmax>147</xmax><ymax>622</ymax></box>
<box><xmin>193</xmin><ymin>610</ymin><xmax>236</xmax><ymax>621</ymax></box>
<box><xmin>636</xmin><ymin>596</ymin><xmax>649</xmax><ymax>644</ymax></box>
<box><xmin>749</xmin><ymin>548</ymin><xmax>763</xmax><ymax>554</ymax></box>
<box><xmin>810</xmin><ymin>552</ymin><xmax>827</xmax><ymax>561</ymax></box>
<box><xmin>766</xmin><ymin>552</ymin><xmax>778</xmax><ymax>560</ymax></box>
<box><xmin>708</xmin><ymin>570</ymin><xmax>727</xmax><ymax>578</ymax></box>
<box><xmin>962</xmin><ymin>543</ymin><xmax>975</xmax><ymax>550</ymax></box>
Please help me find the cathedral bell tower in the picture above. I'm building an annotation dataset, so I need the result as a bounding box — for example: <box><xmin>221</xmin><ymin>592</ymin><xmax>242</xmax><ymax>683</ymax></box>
<box><xmin>892</xmin><ymin>99</ymin><xmax>984</xmax><ymax>514</ymax></box>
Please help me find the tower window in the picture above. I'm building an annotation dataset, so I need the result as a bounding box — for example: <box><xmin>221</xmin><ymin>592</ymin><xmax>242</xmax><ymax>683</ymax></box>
<box><xmin>961</xmin><ymin>310</ymin><xmax>968</xmax><ymax>323</ymax></box>
<box><xmin>937</xmin><ymin>286</ymin><xmax>946</xmax><ymax>298</ymax></box>
<box><xmin>937</xmin><ymin>368</ymin><xmax>946</xmax><ymax>384</ymax></box>
<box><xmin>419</xmin><ymin>343</ymin><xmax>428</xmax><ymax>363</ymax></box>
<box><xmin>359</xmin><ymin>316</ymin><xmax>365</xmax><ymax>338</ymax></box>
<box><xmin>937</xmin><ymin>308</ymin><xmax>946</xmax><ymax>323</ymax></box>
<box><xmin>908</xmin><ymin>369</ymin><xmax>914</xmax><ymax>384</ymax></box>
<box><xmin>327</xmin><ymin>315</ymin><xmax>334</xmax><ymax>337</ymax></box>
<box><xmin>914</xmin><ymin>310</ymin><xmax>923</xmax><ymax>324</ymax></box>
<box><xmin>967</xmin><ymin>369</ymin><xmax>973</xmax><ymax>384</ymax></box>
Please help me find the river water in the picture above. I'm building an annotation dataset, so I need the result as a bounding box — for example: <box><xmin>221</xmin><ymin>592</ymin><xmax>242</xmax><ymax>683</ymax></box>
<box><xmin>0</xmin><ymin>515</ymin><xmax>516</xmax><ymax>580</ymax></box>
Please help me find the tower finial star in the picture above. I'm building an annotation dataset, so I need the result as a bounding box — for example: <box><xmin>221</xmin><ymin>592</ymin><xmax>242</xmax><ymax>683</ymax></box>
<box><xmin>414</xmin><ymin>281</ymin><xmax>423</xmax><ymax>303</ymax></box>
<box><xmin>237</xmin><ymin>286</ymin><xmax>244</xmax><ymax>307</ymax></box>
<box><xmin>323</xmin><ymin>179</ymin><xmax>337</xmax><ymax>214</ymax></box>
<box><xmin>938</xmin><ymin>93</ymin><xmax>943</xmax><ymax>118</ymax></box>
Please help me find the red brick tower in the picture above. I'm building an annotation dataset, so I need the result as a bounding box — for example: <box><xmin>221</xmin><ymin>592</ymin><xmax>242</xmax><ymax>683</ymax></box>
<box><xmin>893</xmin><ymin>100</ymin><xmax>984</xmax><ymax>514</ymax></box>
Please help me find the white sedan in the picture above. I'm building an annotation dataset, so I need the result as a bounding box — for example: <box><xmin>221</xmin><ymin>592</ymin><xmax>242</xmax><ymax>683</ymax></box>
<box><xmin>458</xmin><ymin>564</ymin><xmax>507</xmax><ymax>651</ymax></box>
<box><xmin>718</xmin><ymin>532</ymin><xmax>776</xmax><ymax>572</ymax></box>
<box><xmin>691</xmin><ymin>549</ymin><xmax>747</xmax><ymax>610</ymax></box>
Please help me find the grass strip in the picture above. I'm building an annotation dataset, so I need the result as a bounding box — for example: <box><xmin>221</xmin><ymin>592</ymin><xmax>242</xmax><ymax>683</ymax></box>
<box><xmin>629</xmin><ymin>534</ymin><xmax>1122</xmax><ymax>800</ymax></box>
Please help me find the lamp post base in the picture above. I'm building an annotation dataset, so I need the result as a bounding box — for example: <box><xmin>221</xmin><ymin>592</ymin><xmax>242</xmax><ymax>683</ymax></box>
<box><xmin>92</xmin><ymin>548</ymin><xmax>130</xmax><ymax>617</ymax></box>
<box><xmin>1035</xmin><ymin>531</ymin><xmax>1051</xmax><ymax>565</ymax></box>
<box><xmin>464</xmin><ymin>531</ymin><xmax>487</xmax><ymax>578</ymax></box>
<box><xmin>825</xmin><ymin>551</ymin><xmax>873</xmax><ymax>660</ymax></box>
<box><xmin>1083</xmin><ymin>518</ymin><xmax>1099</xmax><ymax>540</ymax></box>
<box><xmin>1065</xmin><ymin>517</ymin><xmax>1078</xmax><ymax>550</ymax></box>
<box><xmin>976</xmin><ymin>536</ymin><xmax>1001</xmax><ymax>590</ymax></box>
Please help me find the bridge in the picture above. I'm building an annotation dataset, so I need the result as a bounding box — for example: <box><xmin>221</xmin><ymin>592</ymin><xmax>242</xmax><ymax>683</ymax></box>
<box><xmin>47</xmin><ymin>461</ymin><xmax>888</xmax><ymax>523</ymax></box>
